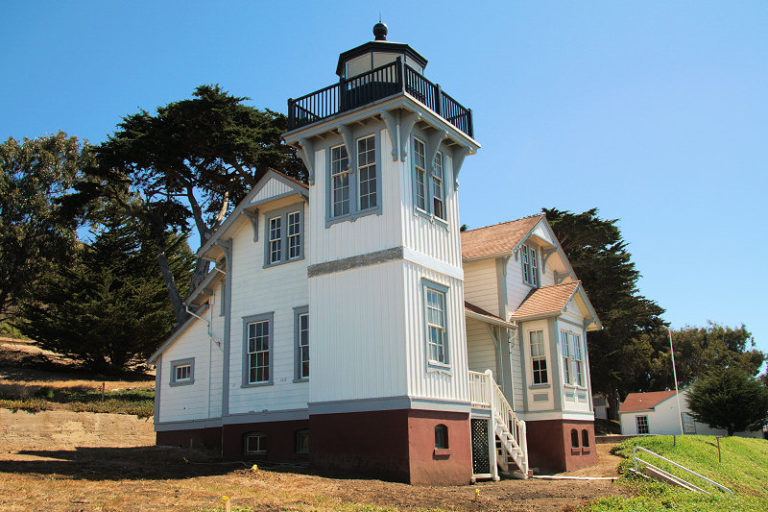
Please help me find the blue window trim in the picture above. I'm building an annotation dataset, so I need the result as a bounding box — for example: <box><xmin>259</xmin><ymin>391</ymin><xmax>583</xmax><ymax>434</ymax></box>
<box><xmin>293</xmin><ymin>305</ymin><xmax>309</xmax><ymax>382</ymax></box>
<box><xmin>411</xmin><ymin>134</ymin><xmax>448</xmax><ymax>229</ymax></box>
<box><xmin>242</xmin><ymin>312</ymin><xmax>275</xmax><ymax>388</ymax></box>
<box><xmin>422</xmin><ymin>278</ymin><xmax>451</xmax><ymax>370</ymax></box>
<box><xmin>521</xmin><ymin>242</ymin><xmax>539</xmax><ymax>287</ymax></box>
<box><xmin>169</xmin><ymin>357</ymin><xmax>195</xmax><ymax>387</ymax></box>
<box><xmin>325</xmin><ymin>130</ymin><xmax>383</xmax><ymax>228</ymax></box>
<box><xmin>263</xmin><ymin>203</ymin><xmax>305</xmax><ymax>268</ymax></box>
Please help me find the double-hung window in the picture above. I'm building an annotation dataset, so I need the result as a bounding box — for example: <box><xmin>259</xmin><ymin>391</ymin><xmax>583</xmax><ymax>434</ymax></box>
<box><xmin>561</xmin><ymin>330</ymin><xmax>585</xmax><ymax>387</ymax></box>
<box><xmin>636</xmin><ymin>415</ymin><xmax>649</xmax><ymax>434</ymax></box>
<box><xmin>357</xmin><ymin>135</ymin><xmax>377</xmax><ymax>211</ymax></box>
<box><xmin>328</xmin><ymin>135</ymin><xmax>378</xmax><ymax>223</ymax></box>
<box><xmin>561</xmin><ymin>331</ymin><xmax>572</xmax><ymax>384</ymax></box>
<box><xmin>243</xmin><ymin>313</ymin><xmax>273</xmax><ymax>386</ymax></box>
<box><xmin>330</xmin><ymin>144</ymin><xmax>350</xmax><ymax>218</ymax></box>
<box><xmin>264</xmin><ymin>207</ymin><xmax>303</xmax><ymax>266</ymax></box>
<box><xmin>424</xmin><ymin>281</ymin><xmax>449</xmax><ymax>367</ymax></box>
<box><xmin>412</xmin><ymin>138</ymin><xmax>446</xmax><ymax>222</ymax></box>
<box><xmin>294</xmin><ymin>306</ymin><xmax>309</xmax><ymax>381</ymax></box>
<box><xmin>522</xmin><ymin>243</ymin><xmax>539</xmax><ymax>287</ymax></box>
<box><xmin>529</xmin><ymin>330</ymin><xmax>548</xmax><ymax>384</ymax></box>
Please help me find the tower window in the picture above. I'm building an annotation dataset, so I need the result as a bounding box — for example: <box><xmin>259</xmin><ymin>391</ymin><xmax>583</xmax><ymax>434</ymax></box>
<box><xmin>357</xmin><ymin>135</ymin><xmax>377</xmax><ymax>210</ymax></box>
<box><xmin>330</xmin><ymin>144</ymin><xmax>350</xmax><ymax>218</ymax></box>
<box><xmin>423</xmin><ymin>280</ymin><xmax>449</xmax><ymax>367</ymax></box>
<box><xmin>412</xmin><ymin>137</ymin><xmax>447</xmax><ymax>222</ymax></box>
<box><xmin>435</xmin><ymin>424</ymin><xmax>449</xmax><ymax>449</ymax></box>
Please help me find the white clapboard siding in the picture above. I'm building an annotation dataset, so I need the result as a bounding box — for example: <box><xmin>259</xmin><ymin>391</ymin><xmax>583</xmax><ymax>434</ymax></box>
<box><xmin>226</xmin><ymin>208</ymin><xmax>310</xmax><ymax>416</ymax></box>
<box><xmin>506</xmin><ymin>255</ymin><xmax>533</xmax><ymax>311</ymax></box>
<box><xmin>509</xmin><ymin>332</ymin><xmax>524</xmax><ymax>411</ymax></box>
<box><xmin>307</xmin><ymin>125</ymin><xmax>402</xmax><ymax>266</ymax></box>
<box><xmin>403</xmin><ymin>261</ymin><xmax>469</xmax><ymax>403</ymax></box>
<box><xmin>466</xmin><ymin>318</ymin><xmax>497</xmax><ymax>379</ymax></box>
<box><xmin>308</xmin><ymin>260</ymin><xmax>408</xmax><ymax>404</ymax></box>
<box><xmin>251</xmin><ymin>176</ymin><xmax>295</xmax><ymax>204</ymax></box>
<box><xmin>159</xmin><ymin>317</ymin><xmax>218</xmax><ymax>423</ymax></box>
<box><xmin>400</xmin><ymin>137</ymin><xmax>463</xmax><ymax>270</ymax></box>
<box><xmin>463</xmin><ymin>260</ymin><xmax>499</xmax><ymax>315</ymax></box>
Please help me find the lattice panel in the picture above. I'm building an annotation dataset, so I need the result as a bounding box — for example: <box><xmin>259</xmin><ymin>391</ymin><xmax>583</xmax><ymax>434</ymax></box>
<box><xmin>471</xmin><ymin>418</ymin><xmax>490</xmax><ymax>474</ymax></box>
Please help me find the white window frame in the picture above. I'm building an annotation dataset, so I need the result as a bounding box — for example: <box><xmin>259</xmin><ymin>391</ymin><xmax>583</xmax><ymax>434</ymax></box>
<box><xmin>412</xmin><ymin>137</ymin><xmax>447</xmax><ymax>224</ymax></box>
<box><xmin>244</xmin><ymin>432</ymin><xmax>267</xmax><ymax>456</ymax></box>
<box><xmin>529</xmin><ymin>330</ymin><xmax>548</xmax><ymax>385</ymax></box>
<box><xmin>169</xmin><ymin>358</ymin><xmax>195</xmax><ymax>386</ymax></box>
<box><xmin>294</xmin><ymin>306</ymin><xmax>309</xmax><ymax>381</ymax></box>
<box><xmin>636</xmin><ymin>415</ymin><xmax>649</xmax><ymax>434</ymax></box>
<box><xmin>242</xmin><ymin>312</ymin><xmax>274</xmax><ymax>387</ymax></box>
<box><xmin>522</xmin><ymin>243</ymin><xmax>539</xmax><ymax>287</ymax></box>
<box><xmin>263</xmin><ymin>205</ymin><xmax>303</xmax><ymax>267</ymax></box>
<box><xmin>423</xmin><ymin>280</ymin><xmax>449</xmax><ymax>368</ymax></box>
<box><xmin>561</xmin><ymin>329</ymin><xmax>585</xmax><ymax>387</ymax></box>
<box><xmin>330</xmin><ymin>143</ymin><xmax>350</xmax><ymax>218</ymax></box>
<box><xmin>357</xmin><ymin>135</ymin><xmax>377</xmax><ymax>211</ymax></box>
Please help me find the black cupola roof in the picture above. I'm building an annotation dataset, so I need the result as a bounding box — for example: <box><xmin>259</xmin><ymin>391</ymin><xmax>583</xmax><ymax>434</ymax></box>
<box><xmin>335</xmin><ymin>23</ymin><xmax>428</xmax><ymax>78</ymax></box>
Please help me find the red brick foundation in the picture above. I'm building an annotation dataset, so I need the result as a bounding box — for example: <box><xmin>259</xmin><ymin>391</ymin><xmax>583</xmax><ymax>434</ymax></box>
<box><xmin>221</xmin><ymin>419</ymin><xmax>309</xmax><ymax>462</ymax></box>
<box><xmin>525</xmin><ymin>419</ymin><xmax>597</xmax><ymax>473</ymax></box>
<box><xmin>310</xmin><ymin>409</ymin><xmax>472</xmax><ymax>485</ymax></box>
<box><xmin>156</xmin><ymin>426</ymin><xmax>222</xmax><ymax>452</ymax></box>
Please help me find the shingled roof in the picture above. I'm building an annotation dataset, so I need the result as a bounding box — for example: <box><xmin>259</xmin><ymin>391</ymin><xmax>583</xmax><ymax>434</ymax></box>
<box><xmin>461</xmin><ymin>214</ymin><xmax>545</xmax><ymax>261</ymax></box>
<box><xmin>509</xmin><ymin>281</ymin><xmax>581</xmax><ymax>321</ymax></box>
<box><xmin>619</xmin><ymin>390</ymin><xmax>677</xmax><ymax>413</ymax></box>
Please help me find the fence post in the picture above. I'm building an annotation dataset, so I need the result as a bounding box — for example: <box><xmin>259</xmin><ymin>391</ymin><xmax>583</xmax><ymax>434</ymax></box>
<box><xmin>435</xmin><ymin>84</ymin><xmax>442</xmax><ymax>115</ymax></box>
<box><xmin>486</xmin><ymin>369</ymin><xmax>499</xmax><ymax>480</ymax></box>
<box><xmin>397</xmin><ymin>57</ymin><xmax>405</xmax><ymax>94</ymax></box>
<box><xmin>287</xmin><ymin>98</ymin><xmax>294</xmax><ymax>129</ymax></box>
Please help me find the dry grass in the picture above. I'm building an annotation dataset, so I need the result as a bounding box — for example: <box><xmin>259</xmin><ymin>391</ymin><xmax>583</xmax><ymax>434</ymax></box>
<box><xmin>0</xmin><ymin>445</ymin><xmax>624</xmax><ymax>512</ymax></box>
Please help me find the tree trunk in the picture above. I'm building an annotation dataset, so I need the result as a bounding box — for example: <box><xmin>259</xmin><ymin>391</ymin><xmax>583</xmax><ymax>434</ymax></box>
<box><xmin>157</xmin><ymin>251</ymin><xmax>187</xmax><ymax>325</ymax></box>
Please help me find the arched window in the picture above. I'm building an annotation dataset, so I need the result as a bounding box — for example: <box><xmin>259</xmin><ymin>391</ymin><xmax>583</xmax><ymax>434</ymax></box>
<box><xmin>295</xmin><ymin>429</ymin><xmax>310</xmax><ymax>454</ymax></box>
<box><xmin>243</xmin><ymin>432</ymin><xmax>267</xmax><ymax>456</ymax></box>
<box><xmin>570</xmin><ymin>429</ymin><xmax>579</xmax><ymax>449</ymax></box>
<box><xmin>435</xmin><ymin>424</ymin><xmax>449</xmax><ymax>450</ymax></box>
<box><xmin>582</xmin><ymin>429</ymin><xmax>590</xmax><ymax>448</ymax></box>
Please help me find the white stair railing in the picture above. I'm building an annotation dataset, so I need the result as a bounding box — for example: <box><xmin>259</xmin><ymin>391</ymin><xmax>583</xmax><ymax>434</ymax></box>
<box><xmin>469</xmin><ymin>369</ymin><xmax>529</xmax><ymax>479</ymax></box>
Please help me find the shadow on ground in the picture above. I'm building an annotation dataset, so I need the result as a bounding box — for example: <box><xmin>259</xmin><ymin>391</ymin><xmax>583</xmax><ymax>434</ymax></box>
<box><xmin>3</xmin><ymin>446</ymin><xmax>272</xmax><ymax>481</ymax></box>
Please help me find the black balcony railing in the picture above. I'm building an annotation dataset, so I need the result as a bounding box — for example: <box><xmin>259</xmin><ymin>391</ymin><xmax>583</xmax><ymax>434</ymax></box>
<box><xmin>288</xmin><ymin>59</ymin><xmax>473</xmax><ymax>138</ymax></box>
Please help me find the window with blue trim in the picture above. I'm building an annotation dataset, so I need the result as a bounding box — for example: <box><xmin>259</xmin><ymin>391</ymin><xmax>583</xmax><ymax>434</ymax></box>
<box><xmin>330</xmin><ymin>144</ymin><xmax>350</xmax><ymax>218</ymax></box>
<box><xmin>264</xmin><ymin>206</ymin><xmax>303</xmax><ymax>267</ymax></box>
<box><xmin>521</xmin><ymin>243</ymin><xmax>538</xmax><ymax>287</ymax></box>
<box><xmin>424</xmin><ymin>281</ymin><xmax>449</xmax><ymax>366</ymax></box>
<box><xmin>357</xmin><ymin>135</ymin><xmax>377</xmax><ymax>210</ymax></box>
<box><xmin>412</xmin><ymin>138</ymin><xmax>446</xmax><ymax>222</ymax></box>
<box><xmin>247</xmin><ymin>319</ymin><xmax>270</xmax><ymax>384</ymax></box>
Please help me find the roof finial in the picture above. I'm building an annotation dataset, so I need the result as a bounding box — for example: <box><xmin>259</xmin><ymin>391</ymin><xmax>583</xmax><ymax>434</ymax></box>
<box><xmin>373</xmin><ymin>20</ymin><xmax>388</xmax><ymax>41</ymax></box>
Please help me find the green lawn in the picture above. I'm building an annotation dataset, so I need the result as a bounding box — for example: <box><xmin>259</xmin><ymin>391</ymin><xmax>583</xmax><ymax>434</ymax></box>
<box><xmin>0</xmin><ymin>387</ymin><xmax>154</xmax><ymax>417</ymax></box>
<box><xmin>580</xmin><ymin>435</ymin><xmax>768</xmax><ymax>512</ymax></box>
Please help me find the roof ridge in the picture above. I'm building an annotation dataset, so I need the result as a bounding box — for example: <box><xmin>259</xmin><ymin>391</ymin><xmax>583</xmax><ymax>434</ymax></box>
<box><xmin>461</xmin><ymin>213</ymin><xmax>545</xmax><ymax>234</ymax></box>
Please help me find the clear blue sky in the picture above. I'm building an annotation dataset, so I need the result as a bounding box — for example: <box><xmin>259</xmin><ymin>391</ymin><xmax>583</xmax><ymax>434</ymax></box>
<box><xmin>3</xmin><ymin>1</ymin><xmax>767</xmax><ymax>362</ymax></box>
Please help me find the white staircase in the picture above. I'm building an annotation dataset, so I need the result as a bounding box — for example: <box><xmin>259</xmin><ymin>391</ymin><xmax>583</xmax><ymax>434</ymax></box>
<box><xmin>469</xmin><ymin>370</ymin><xmax>529</xmax><ymax>479</ymax></box>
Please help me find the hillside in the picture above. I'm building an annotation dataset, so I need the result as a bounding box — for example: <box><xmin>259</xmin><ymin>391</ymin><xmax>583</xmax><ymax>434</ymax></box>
<box><xmin>581</xmin><ymin>435</ymin><xmax>768</xmax><ymax>511</ymax></box>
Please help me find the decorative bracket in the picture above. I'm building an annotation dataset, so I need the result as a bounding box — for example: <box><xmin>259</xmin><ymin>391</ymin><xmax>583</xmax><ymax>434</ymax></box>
<box><xmin>297</xmin><ymin>138</ymin><xmax>315</xmax><ymax>185</ymax></box>
<box><xmin>426</xmin><ymin>129</ymin><xmax>447</xmax><ymax>173</ymax></box>
<box><xmin>554</xmin><ymin>271</ymin><xmax>568</xmax><ymax>284</ymax></box>
<box><xmin>541</xmin><ymin>247</ymin><xmax>557</xmax><ymax>271</ymax></box>
<box><xmin>381</xmin><ymin>110</ymin><xmax>400</xmax><ymax>161</ymax></box>
<box><xmin>339</xmin><ymin>124</ymin><xmax>356</xmax><ymax>174</ymax></box>
<box><xmin>243</xmin><ymin>209</ymin><xmax>259</xmax><ymax>241</ymax></box>
<box><xmin>451</xmin><ymin>145</ymin><xmax>472</xmax><ymax>189</ymax></box>
<box><xmin>398</xmin><ymin>111</ymin><xmax>419</xmax><ymax>161</ymax></box>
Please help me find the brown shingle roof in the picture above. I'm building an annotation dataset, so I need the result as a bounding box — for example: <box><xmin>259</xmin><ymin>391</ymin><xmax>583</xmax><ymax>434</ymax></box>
<box><xmin>509</xmin><ymin>281</ymin><xmax>580</xmax><ymax>320</ymax></box>
<box><xmin>461</xmin><ymin>214</ymin><xmax>545</xmax><ymax>261</ymax></box>
<box><xmin>619</xmin><ymin>391</ymin><xmax>677</xmax><ymax>413</ymax></box>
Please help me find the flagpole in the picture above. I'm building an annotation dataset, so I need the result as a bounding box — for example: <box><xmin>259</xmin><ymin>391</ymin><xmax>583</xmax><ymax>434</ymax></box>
<box><xmin>669</xmin><ymin>327</ymin><xmax>684</xmax><ymax>435</ymax></box>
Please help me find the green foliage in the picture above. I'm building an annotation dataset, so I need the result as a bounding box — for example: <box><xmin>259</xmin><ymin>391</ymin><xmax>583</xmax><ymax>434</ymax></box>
<box><xmin>543</xmin><ymin>208</ymin><xmax>666</xmax><ymax>403</ymax></box>
<box><xmin>0</xmin><ymin>133</ymin><xmax>91</xmax><ymax>324</ymax></box>
<box><xmin>74</xmin><ymin>85</ymin><xmax>305</xmax><ymax>322</ymax></box>
<box><xmin>0</xmin><ymin>387</ymin><xmax>154</xmax><ymax>416</ymax></box>
<box><xmin>20</xmin><ymin>215</ymin><xmax>194</xmax><ymax>373</ymax></box>
<box><xmin>580</xmin><ymin>435</ymin><xmax>768</xmax><ymax>511</ymax></box>
<box><xmin>687</xmin><ymin>368</ymin><xmax>768</xmax><ymax>436</ymax></box>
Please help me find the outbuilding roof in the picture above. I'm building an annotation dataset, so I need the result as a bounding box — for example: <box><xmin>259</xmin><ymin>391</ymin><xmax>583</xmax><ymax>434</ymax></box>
<box><xmin>460</xmin><ymin>215</ymin><xmax>545</xmax><ymax>261</ymax></box>
<box><xmin>619</xmin><ymin>390</ymin><xmax>677</xmax><ymax>413</ymax></box>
